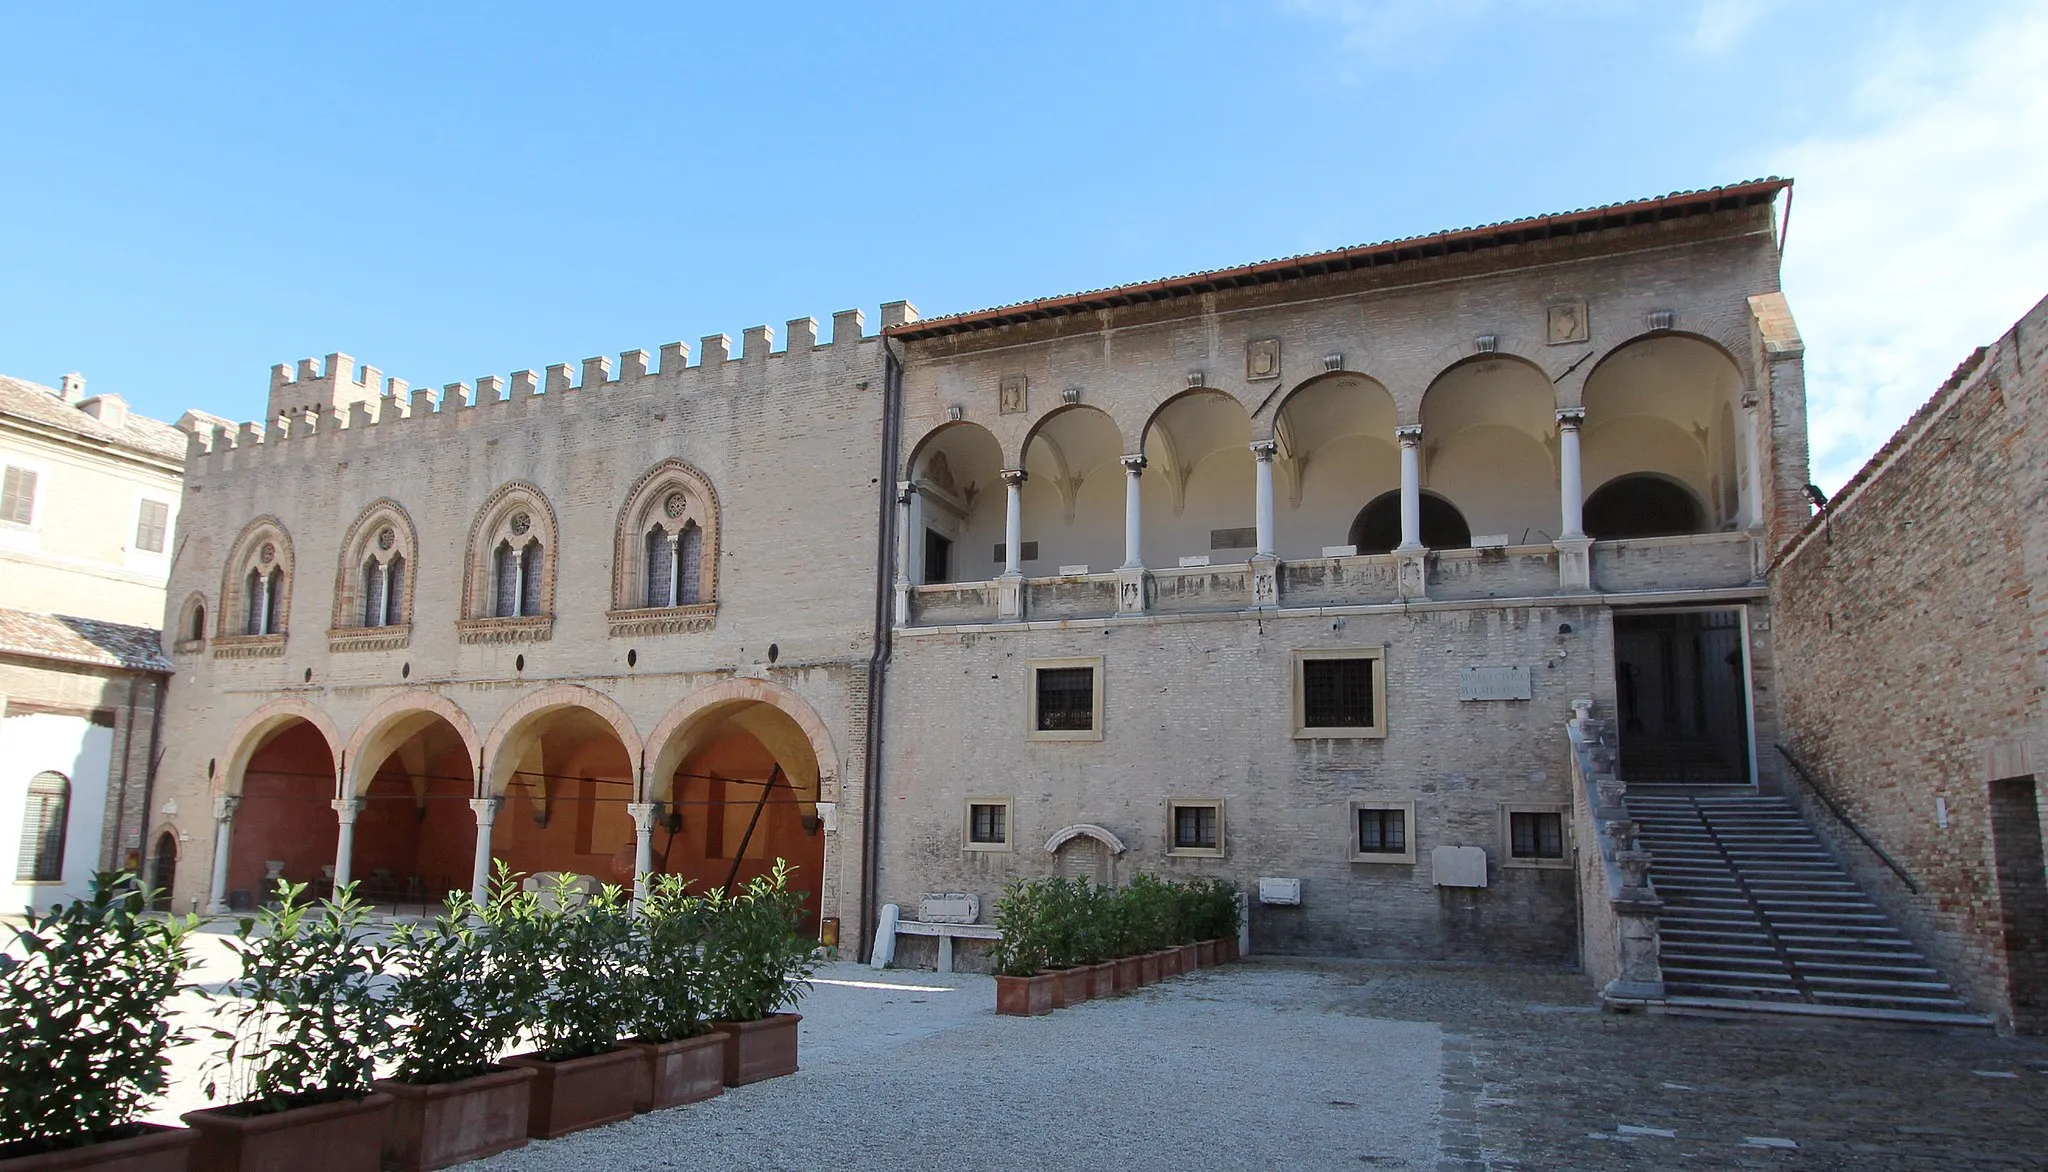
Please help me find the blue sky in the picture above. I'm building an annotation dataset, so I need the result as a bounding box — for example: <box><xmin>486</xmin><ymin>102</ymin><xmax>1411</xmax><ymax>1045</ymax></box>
<box><xmin>3</xmin><ymin>1</ymin><xmax>2042</xmax><ymax>489</ymax></box>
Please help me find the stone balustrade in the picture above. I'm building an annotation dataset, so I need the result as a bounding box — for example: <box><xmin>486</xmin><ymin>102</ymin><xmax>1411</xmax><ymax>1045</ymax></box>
<box><xmin>1567</xmin><ymin>700</ymin><xmax>1666</xmax><ymax>1009</ymax></box>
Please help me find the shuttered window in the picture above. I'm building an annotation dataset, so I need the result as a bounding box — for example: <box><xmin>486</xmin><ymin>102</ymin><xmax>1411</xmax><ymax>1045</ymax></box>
<box><xmin>135</xmin><ymin>499</ymin><xmax>169</xmax><ymax>552</ymax></box>
<box><xmin>2</xmin><ymin>466</ymin><xmax>36</xmax><ymax>525</ymax></box>
<box><xmin>17</xmin><ymin>772</ymin><xmax>69</xmax><ymax>881</ymax></box>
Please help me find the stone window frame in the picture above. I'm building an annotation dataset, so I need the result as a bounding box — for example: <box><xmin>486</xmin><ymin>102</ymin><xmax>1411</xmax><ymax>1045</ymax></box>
<box><xmin>329</xmin><ymin>498</ymin><xmax>418</xmax><ymax>651</ymax></box>
<box><xmin>1292</xmin><ymin>647</ymin><xmax>1388</xmax><ymax>739</ymax></box>
<box><xmin>1025</xmin><ymin>656</ymin><xmax>1104</xmax><ymax>743</ymax></box>
<box><xmin>0</xmin><ymin>457</ymin><xmax>46</xmax><ymax>530</ymax></box>
<box><xmin>1166</xmin><ymin>797</ymin><xmax>1226</xmax><ymax>858</ymax></box>
<box><xmin>172</xmin><ymin>591</ymin><xmax>208</xmax><ymax>655</ymax></box>
<box><xmin>1499</xmin><ymin>802</ymin><xmax>1571</xmax><ymax>869</ymax></box>
<box><xmin>607</xmin><ymin>459</ymin><xmax>721</xmax><ymax>638</ymax></box>
<box><xmin>1348</xmin><ymin>798</ymin><xmax>1417</xmax><ymax>865</ymax></box>
<box><xmin>963</xmin><ymin>797</ymin><xmax>1013</xmax><ymax>852</ymax></box>
<box><xmin>214</xmin><ymin>515</ymin><xmax>292</xmax><ymax>656</ymax></box>
<box><xmin>458</xmin><ymin>480</ymin><xmax>557</xmax><ymax>644</ymax></box>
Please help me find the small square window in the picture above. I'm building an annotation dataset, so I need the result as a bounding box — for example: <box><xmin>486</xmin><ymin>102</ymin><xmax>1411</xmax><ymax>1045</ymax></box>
<box><xmin>965</xmin><ymin>798</ymin><xmax>1011</xmax><ymax>851</ymax></box>
<box><xmin>1502</xmin><ymin>806</ymin><xmax>1569</xmax><ymax>867</ymax></box>
<box><xmin>1293</xmin><ymin>649</ymin><xmax>1386</xmax><ymax>738</ymax></box>
<box><xmin>1168</xmin><ymin>799</ymin><xmax>1224</xmax><ymax>857</ymax></box>
<box><xmin>1349</xmin><ymin>799</ymin><xmax>1417</xmax><ymax>864</ymax></box>
<box><xmin>1027</xmin><ymin>657</ymin><xmax>1103</xmax><ymax>741</ymax></box>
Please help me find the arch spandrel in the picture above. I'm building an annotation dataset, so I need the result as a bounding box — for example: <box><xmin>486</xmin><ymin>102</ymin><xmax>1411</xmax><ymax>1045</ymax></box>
<box><xmin>479</xmin><ymin>684</ymin><xmax>644</xmax><ymax>795</ymax></box>
<box><xmin>221</xmin><ymin>698</ymin><xmax>344</xmax><ymax>798</ymax></box>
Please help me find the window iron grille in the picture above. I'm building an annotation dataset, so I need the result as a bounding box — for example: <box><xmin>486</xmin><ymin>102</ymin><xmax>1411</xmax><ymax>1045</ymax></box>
<box><xmin>1035</xmin><ymin>667</ymin><xmax>1095</xmax><ymax>731</ymax></box>
<box><xmin>1304</xmin><ymin>658</ymin><xmax>1374</xmax><ymax>728</ymax></box>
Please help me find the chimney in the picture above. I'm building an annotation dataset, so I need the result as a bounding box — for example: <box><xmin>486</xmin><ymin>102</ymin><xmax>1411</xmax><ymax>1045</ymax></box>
<box><xmin>58</xmin><ymin>373</ymin><xmax>86</xmax><ymax>404</ymax></box>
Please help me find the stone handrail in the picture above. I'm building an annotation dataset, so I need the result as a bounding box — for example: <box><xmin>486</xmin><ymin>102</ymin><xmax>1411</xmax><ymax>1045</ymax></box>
<box><xmin>1567</xmin><ymin>699</ymin><xmax>1665</xmax><ymax>1008</ymax></box>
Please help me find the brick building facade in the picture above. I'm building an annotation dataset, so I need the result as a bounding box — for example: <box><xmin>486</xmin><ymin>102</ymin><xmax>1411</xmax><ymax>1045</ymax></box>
<box><xmin>1774</xmin><ymin>294</ymin><xmax>2048</xmax><ymax>1032</ymax></box>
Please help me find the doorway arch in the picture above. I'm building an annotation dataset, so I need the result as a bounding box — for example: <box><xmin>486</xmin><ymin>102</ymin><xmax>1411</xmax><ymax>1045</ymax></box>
<box><xmin>1348</xmin><ymin>490</ymin><xmax>1472</xmax><ymax>554</ymax></box>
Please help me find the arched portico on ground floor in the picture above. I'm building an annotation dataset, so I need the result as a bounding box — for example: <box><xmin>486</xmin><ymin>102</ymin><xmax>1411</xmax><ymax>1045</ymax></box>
<box><xmin>202</xmin><ymin>680</ymin><xmax>841</xmax><ymax>936</ymax></box>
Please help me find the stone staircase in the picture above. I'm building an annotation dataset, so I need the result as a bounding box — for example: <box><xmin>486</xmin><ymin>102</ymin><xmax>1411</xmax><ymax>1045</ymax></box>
<box><xmin>1628</xmin><ymin>790</ymin><xmax>1992</xmax><ymax>1027</ymax></box>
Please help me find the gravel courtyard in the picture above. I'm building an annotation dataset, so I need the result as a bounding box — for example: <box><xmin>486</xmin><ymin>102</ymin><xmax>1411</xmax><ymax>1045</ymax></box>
<box><xmin>129</xmin><ymin>928</ymin><xmax>2048</xmax><ymax>1170</ymax></box>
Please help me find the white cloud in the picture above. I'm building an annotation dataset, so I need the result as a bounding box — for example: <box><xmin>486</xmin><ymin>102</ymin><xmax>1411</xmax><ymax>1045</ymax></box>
<box><xmin>1691</xmin><ymin>0</ymin><xmax>1772</xmax><ymax>53</ymax></box>
<box><xmin>1773</xmin><ymin>5</ymin><xmax>2048</xmax><ymax>490</ymax></box>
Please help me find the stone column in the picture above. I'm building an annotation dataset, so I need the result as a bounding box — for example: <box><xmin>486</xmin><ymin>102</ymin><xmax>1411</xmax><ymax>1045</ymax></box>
<box><xmin>1395</xmin><ymin>425</ymin><xmax>1424</xmax><ymax>551</ymax></box>
<box><xmin>207</xmin><ymin>794</ymin><xmax>239</xmax><ymax>914</ymax></box>
<box><xmin>468</xmin><ymin>797</ymin><xmax>500</xmax><ymax>905</ymax></box>
<box><xmin>627</xmin><ymin>801</ymin><xmax>658</xmax><ymax>904</ymax></box>
<box><xmin>1249</xmin><ymin>441</ymin><xmax>1279</xmax><ymax>608</ymax></box>
<box><xmin>1120</xmin><ymin>455</ymin><xmax>1146</xmax><ymax>569</ymax></box>
<box><xmin>1741</xmin><ymin>393</ymin><xmax>1765</xmax><ymax>529</ymax></box>
<box><xmin>330</xmin><ymin>798</ymin><xmax>363</xmax><ymax>894</ymax></box>
<box><xmin>894</xmin><ymin>481</ymin><xmax>916</xmax><ymax>626</ymax></box>
<box><xmin>998</xmin><ymin>468</ymin><xmax>1026</xmax><ymax>619</ymax></box>
<box><xmin>1555</xmin><ymin>408</ymin><xmax>1593</xmax><ymax>592</ymax></box>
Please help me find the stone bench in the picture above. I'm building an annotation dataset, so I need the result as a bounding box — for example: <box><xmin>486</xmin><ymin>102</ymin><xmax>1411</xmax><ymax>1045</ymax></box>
<box><xmin>871</xmin><ymin>894</ymin><xmax>1002</xmax><ymax>973</ymax></box>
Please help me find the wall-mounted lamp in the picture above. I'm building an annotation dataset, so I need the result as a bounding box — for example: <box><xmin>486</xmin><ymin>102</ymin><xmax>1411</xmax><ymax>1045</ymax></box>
<box><xmin>1803</xmin><ymin>483</ymin><xmax>1832</xmax><ymax>544</ymax></box>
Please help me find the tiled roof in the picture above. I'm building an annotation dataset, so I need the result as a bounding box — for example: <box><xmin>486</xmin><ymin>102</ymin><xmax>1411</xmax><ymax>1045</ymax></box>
<box><xmin>887</xmin><ymin>178</ymin><xmax>1792</xmax><ymax>340</ymax></box>
<box><xmin>0</xmin><ymin>373</ymin><xmax>187</xmax><ymax>463</ymax></box>
<box><xmin>0</xmin><ymin>607</ymin><xmax>174</xmax><ymax>674</ymax></box>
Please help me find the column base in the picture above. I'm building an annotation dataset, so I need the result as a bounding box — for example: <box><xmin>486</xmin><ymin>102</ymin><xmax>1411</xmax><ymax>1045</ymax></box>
<box><xmin>996</xmin><ymin>573</ymin><xmax>1024</xmax><ymax>620</ymax></box>
<box><xmin>893</xmin><ymin>580</ymin><xmax>910</xmax><ymax>626</ymax></box>
<box><xmin>1554</xmin><ymin>536</ymin><xmax>1593</xmax><ymax>592</ymax></box>
<box><xmin>1115</xmin><ymin>567</ymin><xmax>1149</xmax><ymax>614</ymax></box>
<box><xmin>1249</xmin><ymin>555</ymin><xmax>1278</xmax><ymax>609</ymax></box>
<box><xmin>1394</xmin><ymin>549</ymin><xmax>1428</xmax><ymax>601</ymax></box>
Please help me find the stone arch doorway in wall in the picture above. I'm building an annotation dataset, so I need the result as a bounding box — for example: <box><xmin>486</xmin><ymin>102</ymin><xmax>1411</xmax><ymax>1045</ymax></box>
<box><xmin>149</xmin><ymin>830</ymin><xmax>177</xmax><ymax>911</ymax></box>
<box><xmin>343</xmin><ymin>695</ymin><xmax>483</xmax><ymax>910</ymax></box>
<box><xmin>222</xmin><ymin>709</ymin><xmax>341</xmax><ymax>909</ymax></box>
<box><xmin>1612</xmin><ymin>608</ymin><xmax>1751</xmax><ymax>786</ymax></box>
<box><xmin>482</xmin><ymin>689</ymin><xmax>642</xmax><ymax>894</ymax></box>
<box><xmin>1045</xmin><ymin>824</ymin><xmax>1126</xmax><ymax>887</ymax></box>
<box><xmin>1583</xmin><ymin>473</ymin><xmax>1706</xmax><ymax>540</ymax></box>
<box><xmin>646</xmin><ymin>681</ymin><xmax>837</xmax><ymax>935</ymax></box>
<box><xmin>1348</xmin><ymin>490</ymin><xmax>1472</xmax><ymax>554</ymax></box>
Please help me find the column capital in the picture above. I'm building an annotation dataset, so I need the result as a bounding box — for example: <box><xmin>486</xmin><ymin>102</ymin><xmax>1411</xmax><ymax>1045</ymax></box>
<box><xmin>1555</xmin><ymin>407</ymin><xmax>1586</xmax><ymax>428</ymax></box>
<box><xmin>897</xmin><ymin>479</ymin><xmax>919</xmax><ymax>502</ymax></box>
<box><xmin>331</xmin><ymin>797</ymin><xmax>364</xmax><ymax>824</ymax></box>
<box><xmin>627</xmin><ymin>801</ymin><xmax>659</xmax><ymax>833</ymax></box>
<box><xmin>1000</xmin><ymin>467</ymin><xmax>1028</xmax><ymax>487</ymax></box>
<box><xmin>1249</xmin><ymin>439</ymin><xmax>1278</xmax><ymax>459</ymax></box>
<box><xmin>213</xmin><ymin>794</ymin><xmax>240</xmax><ymax>822</ymax></box>
<box><xmin>1395</xmin><ymin>424</ymin><xmax>1423</xmax><ymax>445</ymax></box>
<box><xmin>468</xmin><ymin>796</ymin><xmax>502</xmax><ymax>824</ymax></box>
<box><xmin>1120</xmin><ymin>453</ymin><xmax>1148</xmax><ymax>473</ymax></box>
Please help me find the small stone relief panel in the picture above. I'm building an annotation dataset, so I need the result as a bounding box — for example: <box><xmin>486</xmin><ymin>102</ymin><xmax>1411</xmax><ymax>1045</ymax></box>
<box><xmin>1246</xmin><ymin>337</ymin><xmax>1281</xmax><ymax>381</ymax></box>
<box><xmin>998</xmin><ymin>373</ymin><xmax>1028</xmax><ymax>415</ymax></box>
<box><xmin>1546</xmin><ymin>300</ymin><xmax>1590</xmax><ymax>345</ymax></box>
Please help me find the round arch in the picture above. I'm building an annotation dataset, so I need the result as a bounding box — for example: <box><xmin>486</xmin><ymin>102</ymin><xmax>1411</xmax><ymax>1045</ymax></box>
<box><xmin>1019</xmin><ymin>404</ymin><xmax>1126</xmax><ymax>572</ymax></box>
<box><xmin>480</xmin><ymin>684</ymin><xmax>644</xmax><ymax>796</ymax></box>
<box><xmin>1565</xmin><ymin>327</ymin><xmax>1751</xmax><ymax>408</ymax></box>
<box><xmin>1043</xmin><ymin>823</ymin><xmax>1128</xmax><ymax>856</ymax></box>
<box><xmin>221</xmin><ymin>697</ymin><xmax>344</xmax><ymax>798</ymax></box>
<box><xmin>1137</xmin><ymin>385</ymin><xmax>1255</xmax><ymax>451</ymax></box>
<box><xmin>1349</xmin><ymin>489</ymin><xmax>1473</xmax><ymax>554</ymax></box>
<box><xmin>343</xmin><ymin>691</ymin><xmax>485</xmax><ymax>797</ymax></box>
<box><xmin>644</xmin><ymin>677</ymin><xmax>841</xmax><ymax>805</ymax></box>
<box><xmin>904</xmin><ymin>420</ymin><xmax>1005</xmax><ymax>584</ymax></box>
<box><xmin>1583</xmin><ymin>472</ymin><xmax>1708</xmax><ymax>540</ymax></box>
<box><xmin>903</xmin><ymin>419</ymin><xmax>1003</xmax><ymax>481</ymax></box>
<box><xmin>1580</xmin><ymin>332</ymin><xmax>1749</xmax><ymax>530</ymax></box>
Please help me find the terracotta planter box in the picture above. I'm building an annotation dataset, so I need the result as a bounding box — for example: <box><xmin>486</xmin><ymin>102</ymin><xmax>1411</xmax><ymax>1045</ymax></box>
<box><xmin>1196</xmin><ymin>939</ymin><xmax>1219</xmax><ymax>967</ymax></box>
<box><xmin>0</xmin><ymin>1124</ymin><xmax>198</xmax><ymax>1172</ymax></box>
<box><xmin>502</xmin><ymin>1047</ymin><xmax>639</xmax><ymax>1139</ymax></box>
<box><xmin>1087</xmin><ymin>962</ymin><xmax>1117</xmax><ymax>1000</ymax></box>
<box><xmin>1139</xmin><ymin>951</ymin><xmax>1164</xmax><ymax>985</ymax></box>
<box><xmin>1222</xmin><ymin>936</ymin><xmax>1241</xmax><ymax>962</ymax></box>
<box><xmin>994</xmin><ymin>972</ymin><xmax>1058</xmax><ymax>1016</ymax></box>
<box><xmin>627</xmin><ymin>1033</ymin><xmax>727</xmax><ymax>1112</ymax></box>
<box><xmin>1059</xmin><ymin>966</ymin><xmax>1093</xmax><ymax>1007</ymax></box>
<box><xmin>711</xmin><ymin>1013</ymin><xmax>802</xmax><ymax>1085</ymax></box>
<box><xmin>1164</xmin><ymin>946</ymin><xmax>1189</xmax><ymax>976</ymax></box>
<box><xmin>372</xmin><ymin>1064</ymin><xmax>535</xmax><ymax>1171</ymax></box>
<box><xmin>1113</xmin><ymin>956</ymin><xmax>1143</xmax><ymax>992</ymax></box>
<box><xmin>183</xmin><ymin>1091</ymin><xmax>392</xmax><ymax>1172</ymax></box>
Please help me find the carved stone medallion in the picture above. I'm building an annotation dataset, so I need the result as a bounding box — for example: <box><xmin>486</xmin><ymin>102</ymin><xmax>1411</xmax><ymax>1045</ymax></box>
<box><xmin>376</xmin><ymin>527</ymin><xmax>395</xmax><ymax>551</ymax></box>
<box><xmin>663</xmin><ymin>492</ymin><xmax>687</xmax><ymax>519</ymax></box>
<box><xmin>259</xmin><ymin>542</ymin><xmax>276</xmax><ymax>565</ymax></box>
<box><xmin>509</xmin><ymin>512</ymin><xmax>531</xmax><ymax>536</ymax></box>
<box><xmin>998</xmin><ymin>373</ymin><xmax>1027</xmax><ymax>415</ymax></box>
<box><xmin>1547</xmin><ymin>301</ymin><xmax>1589</xmax><ymax>345</ymax></box>
<box><xmin>1246</xmin><ymin>338</ymin><xmax>1280</xmax><ymax>381</ymax></box>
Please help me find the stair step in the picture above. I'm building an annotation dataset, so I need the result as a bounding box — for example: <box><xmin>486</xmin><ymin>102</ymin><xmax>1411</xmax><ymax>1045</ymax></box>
<box><xmin>1810</xmin><ymin>989</ymin><xmax>1975</xmax><ymax>1010</ymax></box>
<box><xmin>1665</xmin><ymin>981</ymin><xmax>1806</xmax><ymax>1001</ymax></box>
<box><xmin>1664</xmin><ymin>996</ymin><xmax>1994</xmax><ymax>1028</ymax></box>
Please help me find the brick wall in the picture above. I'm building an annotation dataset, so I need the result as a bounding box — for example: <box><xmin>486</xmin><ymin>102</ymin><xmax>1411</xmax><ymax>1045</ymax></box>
<box><xmin>1775</xmin><ymin>294</ymin><xmax>2048</xmax><ymax>1029</ymax></box>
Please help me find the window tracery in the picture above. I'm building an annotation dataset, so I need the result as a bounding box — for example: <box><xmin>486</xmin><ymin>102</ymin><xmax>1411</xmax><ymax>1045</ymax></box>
<box><xmin>459</xmin><ymin>483</ymin><xmax>557</xmax><ymax>644</ymax></box>
<box><xmin>609</xmin><ymin>460</ymin><xmax>720</xmax><ymax>637</ymax></box>
<box><xmin>215</xmin><ymin>517</ymin><xmax>293</xmax><ymax>656</ymax></box>
<box><xmin>331</xmin><ymin>501</ymin><xmax>418</xmax><ymax>651</ymax></box>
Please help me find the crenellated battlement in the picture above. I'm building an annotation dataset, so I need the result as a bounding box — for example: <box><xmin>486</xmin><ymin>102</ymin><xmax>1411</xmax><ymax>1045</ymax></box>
<box><xmin>192</xmin><ymin>304</ymin><xmax>904</xmax><ymax>469</ymax></box>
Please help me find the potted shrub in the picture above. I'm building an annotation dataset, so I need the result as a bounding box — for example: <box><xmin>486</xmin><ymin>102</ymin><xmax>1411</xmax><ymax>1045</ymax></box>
<box><xmin>703</xmin><ymin>861</ymin><xmax>817</xmax><ymax>1084</ymax></box>
<box><xmin>501</xmin><ymin>875</ymin><xmax>640</xmax><ymax>1139</ymax></box>
<box><xmin>371</xmin><ymin>869</ymin><xmax>538</xmax><ymax>1171</ymax></box>
<box><xmin>989</xmin><ymin>879</ymin><xmax>1057</xmax><ymax>1016</ymax></box>
<box><xmin>185</xmin><ymin>882</ymin><xmax>394</xmax><ymax>1172</ymax></box>
<box><xmin>0</xmin><ymin>874</ymin><xmax>199</xmax><ymax>1171</ymax></box>
<box><xmin>624</xmin><ymin>875</ymin><xmax>725</xmax><ymax>1111</ymax></box>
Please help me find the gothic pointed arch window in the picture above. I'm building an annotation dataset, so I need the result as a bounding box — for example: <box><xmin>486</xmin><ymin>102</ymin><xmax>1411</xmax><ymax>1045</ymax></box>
<box><xmin>331</xmin><ymin>499</ymin><xmax>418</xmax><ymax>650</ymax></box>
<box><xmin>610</xmin><ymin>459</ymin><xmax>721</xmax><ymax>637</ymax></box>
<box><xmin>460</xmin><ymin>481</ymin><xmax>557</xmax><ymax>643</ymax></box>
<box><xmin>216</xmin><ymin>516</ymin><xmax>293</xmax><ymax>656</ymax></box>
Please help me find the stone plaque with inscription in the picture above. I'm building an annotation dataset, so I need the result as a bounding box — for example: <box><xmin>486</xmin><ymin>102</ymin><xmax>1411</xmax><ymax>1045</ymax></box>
<box><xmin>918</xmin><ymin>893</ymin><xmax>980</xmax><ymax>924</ymax></box>
<box><xmin>998</xmin><ymin>374</ymin><xmax>1027</xmax><ymax>415</ymax></box>
<box><xmin>1245</xmin><ymin>337</ymin><xmax>1281</xmax><ymax>381</ymax></box>
<box><xmin>1459</xmin><ymin>665</ymin><xmax>1532</xmax><ymax>701</ymax></box>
